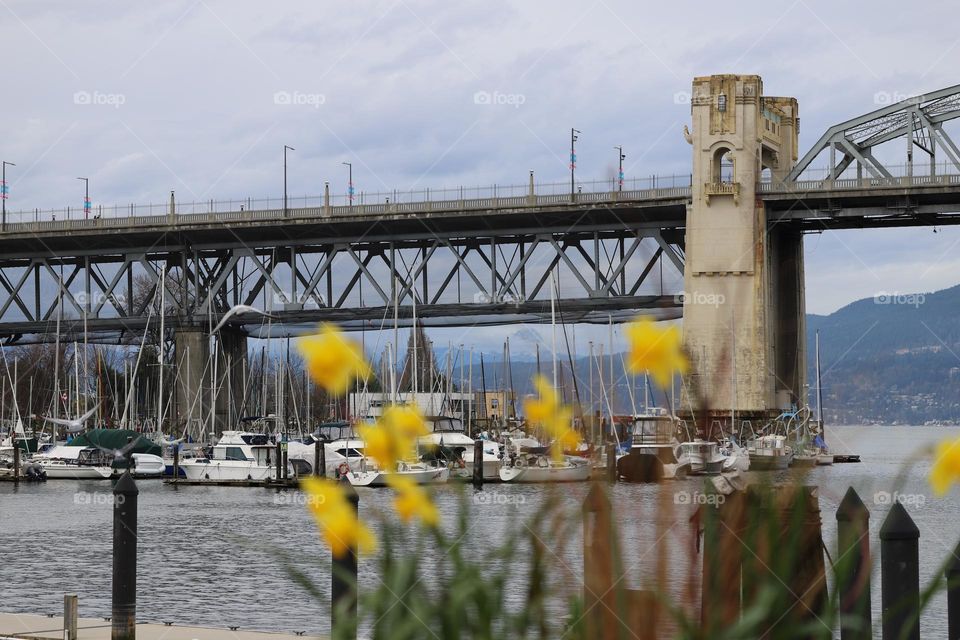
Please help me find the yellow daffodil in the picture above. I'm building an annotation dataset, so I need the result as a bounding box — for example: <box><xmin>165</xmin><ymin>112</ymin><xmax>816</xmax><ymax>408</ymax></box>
<box><xmin>381</xmin><ymin>404</ymin><xmax>429</xmax><ymax>440</ymax></box>
<box><xmin>524</xmin><ymin>375</ymin><xmax>579</xmax><ymax>461</ymax></box>
<box><xmin>387</xmin><ymin>474</ymin><xmax>439</xmax><ymax>527</ymax></box>
<box><xmin>298</xmin><ymin>324</ymin><xmax>371</xmax><ymax>396</ymax></box>
<box><xmin>358</xmin><ymin>405</ymin><xmax>428</xmax><ymax>470</ymax></box>
<box><xmin>301</xmin><ymin>476</ymin><xmax>377</xmax><ymax>557</ymax></box>
<box><xmin>358</xmin><ymin>422</ymin><xmax>400</xmax><ymax>470</ymax></box>
<box><xmin>625</xmin><ymin>318</ymin><xmax>688</xmax><ymax>388</ymax></box>
<box><xmin>930</xmin><ymin>436</ymin><xmax>960</xmax><ymax>496</ymax></box>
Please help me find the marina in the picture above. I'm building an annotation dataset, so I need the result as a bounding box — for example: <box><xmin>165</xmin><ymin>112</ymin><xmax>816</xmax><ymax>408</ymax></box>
<box><xmin>1</xmin><ymin>425</ymin><xmax>957</xmax><ymax>637</ymax></box>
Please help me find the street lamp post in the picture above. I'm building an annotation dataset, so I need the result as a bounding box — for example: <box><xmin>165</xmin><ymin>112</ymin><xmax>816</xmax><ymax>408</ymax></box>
<box><xmin>283</xmin><ymin>145</ymin><xmax>295</xmax><ymax>217</ymax></box>
<box><xmin>77</xmin><ymin>177</ymin><xmax>90</xmax><ymax>219</ymax></box>
<box><xmin>342</xmin><ymin>162</ymin><xmax>353</xmax><ymax>208</ymax></box>
<box><xmin>570</xmin><ymin>128</ymin><xmax>580</xmax><ymax>201</ymax></box>
<box><xmin>1</xmin><ymin>161</ymin><xmax>15</xmax><ymax>230</ymax></box>
<box><xmin>614</xmin><ymin>146</ymin><xmax>625</xmax><ymax>191</ymax></box>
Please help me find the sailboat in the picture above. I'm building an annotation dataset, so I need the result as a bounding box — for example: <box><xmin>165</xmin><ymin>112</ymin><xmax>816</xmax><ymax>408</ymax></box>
<box><xmin>813</xmin><ymin>331</ymin><xmax>833</xmax><ymax>466</ymax></box>
<box><xmin>500</xmin><ymin>273</ymin><xmax>590</xmax><ymax>484</ymax></box>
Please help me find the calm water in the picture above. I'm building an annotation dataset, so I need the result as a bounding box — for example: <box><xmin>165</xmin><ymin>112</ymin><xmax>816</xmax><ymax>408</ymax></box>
<box><xmin>2</xmin><ymin>425</ymin><xmax>958</xmax><ymax>637</ymax></box>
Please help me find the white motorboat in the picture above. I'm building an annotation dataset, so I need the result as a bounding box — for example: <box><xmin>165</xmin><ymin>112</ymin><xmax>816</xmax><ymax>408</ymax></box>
<box><xmin>36</xmin><ymin>458</ymin><xmax>113</xmax><ymax>480</ymax></box>
<box><xmin>677</xmin><ymin>440</ymin><xmax>725</xmax><ymax>476</ymax></box>
<box><xmin>499</xmin><ymin>454</ymin><xmax>592</xmax><ymax>483</ymax></box>
<box><xmin>720</xmin><ymin>440</ymin><xmax>751</xmax><ymax>473</ymax></box>
<box><xmin>418</xmin><ymin>416</ymin><xmax>501</xmax><ymax>481</ymax></box>
<box><xmin>180</xmin><ymin>431</ymin><xmax>292</xmax><ymax>481</ymax></box>
<box><xmin>347</xmin><ymin>460</ymin><xmax>450</xmax><ymax>487</ymax></box>
<box><xmin>617</xmin><ymin>413</ymin><xmax>689</xmax><ymax>482</ymax></box>
<box><xmin>748</xmin><ymin>434</ymin><xmax>792</xmax><ymax>471</ymax></box>
<box><xmin>498</xmin><ymin>454</ymin><xmax>591</xmax><ymax>483</ymax></box>
<box><xmin>125</xmin><ymin>453</ymin><xmax>165</xmax><ymax>477</ymax></box>
<box><xmin>31</xmin><ymin>446</ymin><xmax>113</xmax><ymax>479</ymax></box>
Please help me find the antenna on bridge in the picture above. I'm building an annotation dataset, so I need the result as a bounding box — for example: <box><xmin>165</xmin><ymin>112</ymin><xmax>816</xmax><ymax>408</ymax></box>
<box><xmin>570</xmin><ymin>128</ymin><xmax>581</xmax><ymax>202</ymax></box>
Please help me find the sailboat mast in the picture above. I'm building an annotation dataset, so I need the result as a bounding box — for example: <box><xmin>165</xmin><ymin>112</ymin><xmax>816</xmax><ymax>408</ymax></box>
<box><xmin>550</xmin><ymin>273</ymin><xmax>558</xmax><ymax>389</ymax></box>
<box><xmin>815</xmin><ymin>330</ymin><xmax>823</xmax><ymax>425</ymax></box>
<box><xmin>157</xmin><ymin>265</ymin><xmax>166</xmax><ymax>432</ymax></box>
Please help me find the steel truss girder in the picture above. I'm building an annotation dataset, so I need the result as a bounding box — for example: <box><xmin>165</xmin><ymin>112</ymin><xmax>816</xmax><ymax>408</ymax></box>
<box><xmin>0</xmin><ymin>229</ymin><xmax>683</xmax><ymax>343</ymax></box>
<box><xmin>786</xmin><ymin>84</ymin><xmax>960</xmax><ymax>182</ymax></box>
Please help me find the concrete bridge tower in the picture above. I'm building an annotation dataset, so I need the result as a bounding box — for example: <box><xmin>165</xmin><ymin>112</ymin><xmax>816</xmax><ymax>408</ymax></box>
<box><xmin>682</xmin><ymin>74</ymin><xmax>806</xmax><ymax>427</ymax></box>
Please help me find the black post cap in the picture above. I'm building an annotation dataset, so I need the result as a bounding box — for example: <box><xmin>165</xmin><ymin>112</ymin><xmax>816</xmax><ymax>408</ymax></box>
<box><xmin>879</xmin><ymin>501</ymin><xmax>919</xmax><ymax>541</ymax></box>
<box><xmin>112</xmin><ymin>471</ymin><xmax>139</xmax><ymax>496</ymax></box>
<box><xmin>836</xmin><ymin>486</ymin><xmax>870</xmax><ymax>522</ymax></box>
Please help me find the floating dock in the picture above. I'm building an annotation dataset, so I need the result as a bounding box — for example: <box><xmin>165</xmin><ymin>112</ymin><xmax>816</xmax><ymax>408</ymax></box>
<box><xmin>832</xmin><ymin>454</ymin><xmax>861</xmax><ymax>463</ymax></box>
<box><xmin>162</xmin><ymin>478</ymin><xmax>301</xmax><ymax>488</ymax></box>
<box><xmin>0</xmin><ymin>613</ymin><xmax>323</xmax><ymax>640</ymax></box>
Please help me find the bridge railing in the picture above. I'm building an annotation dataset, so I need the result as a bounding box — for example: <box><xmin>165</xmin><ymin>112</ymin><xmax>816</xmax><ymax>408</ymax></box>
<box><xmin>1</xmin><ymin>176</ymin><xmax>695</xmax><ymax>233</ymax></box>
<box><xmin>759</xmin><ymin>172</ymin><xmax>960</xmax><ymax>193</ymax></box>
<box><xmin>1</xmin><ymin>174</ymin><xmax>694</xmax><ymax>226</ymax></box>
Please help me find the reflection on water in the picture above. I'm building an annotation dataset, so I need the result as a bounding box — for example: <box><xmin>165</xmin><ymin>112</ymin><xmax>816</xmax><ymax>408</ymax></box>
<box><xmin>1</xmin><ymin>425</ymin><xmax>957</xmax><ymax>636</ymax></box>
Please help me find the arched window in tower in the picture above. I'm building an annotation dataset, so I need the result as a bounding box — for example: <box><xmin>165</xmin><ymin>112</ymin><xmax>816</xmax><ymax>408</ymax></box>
<box><xmin>712</xmin><ymin>147</ymin><xmax>734</xmax><ymax>183</ymax></box>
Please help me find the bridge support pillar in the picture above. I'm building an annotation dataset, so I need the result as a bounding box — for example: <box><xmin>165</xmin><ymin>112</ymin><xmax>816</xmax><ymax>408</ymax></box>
<box><xmin>174</xmin><ymin>328</ymin><xmax>209</xmax><ymax>439</ymax></box>
<box><xmin>214</xmin><ymin>329</ymin><xmax>248</xmax><ymax>431</ymax></box>
<box><xmin>682</xmin><ymin>74</ymin><xmax>805</xmax><ymax>432</ymax></box>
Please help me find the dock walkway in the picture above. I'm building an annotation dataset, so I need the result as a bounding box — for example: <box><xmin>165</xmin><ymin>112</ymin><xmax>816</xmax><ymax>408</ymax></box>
<box><xmin>0</xmin><ymin>613</ymin><xmax>324</xmax><ymax>640</ymax></box>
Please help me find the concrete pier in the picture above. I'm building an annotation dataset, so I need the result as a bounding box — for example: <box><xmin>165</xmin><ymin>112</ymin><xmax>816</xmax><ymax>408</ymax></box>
<box><xmin>0</xmin><ymin>613</ymin><xmax>324</xmax><ymax>640</ymax></box>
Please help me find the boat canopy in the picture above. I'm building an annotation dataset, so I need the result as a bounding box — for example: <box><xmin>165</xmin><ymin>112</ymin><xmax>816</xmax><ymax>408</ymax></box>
<box><xmin>70</xmin><ymin>430</ymin><xmax>162</xmax><ymax>456</ymax></box>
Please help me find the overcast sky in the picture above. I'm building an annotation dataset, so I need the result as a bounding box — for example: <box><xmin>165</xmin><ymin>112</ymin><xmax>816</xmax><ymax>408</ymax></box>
<box><xmin>2</xmin><ymin>0</ymin><xmax>959</xmax><ymax>354</ymax></box>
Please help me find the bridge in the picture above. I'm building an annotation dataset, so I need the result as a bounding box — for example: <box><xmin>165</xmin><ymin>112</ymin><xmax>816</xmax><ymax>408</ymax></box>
<box><xmin>2</xmin><ymin>74</ymin><xmax>959</xmax><ymax>427</ymax></box>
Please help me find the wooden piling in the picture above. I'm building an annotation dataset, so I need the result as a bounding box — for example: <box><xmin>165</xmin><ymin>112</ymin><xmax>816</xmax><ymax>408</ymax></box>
<box><xmin>111</xmin><ymin>472</ymin><xmax>139</xmax><ymax>640</ymax></box>
<box><xmin>881</xmin><ymin>501</ymin><xmax>921</xmax><ymax>640</ymax></box>
<box><xmin>331</xmin><ymin>476</ymin><xmax>359</xmax><ymax>639</ymax></box>
<box><xmin>172</xmin><ymin>446</ymin><xmax>179</xmax><ymax>484</ymax></box>
<box><xmin>472</xmin><ymin>440</ymin><xmax>483</xmax><ymax>491</ymax></box>
<box><xmin>606</xmin><ymin>443</ymin><xmax>616</xmax><ymax>484</ymax></box>
<box><xmin>836</xmin><ymin>487</ymin><xmax>872</xmax><ymax>640</ymax></box>
<box><xmin>275</xmin><ymin>442</ymin><xmax>282</xmax><ymax>481</ymax></box>
<box><xmin>12</xmin><ymin>444</ymin><xmax>19</xmax><ymax>484</ymax></box>
<box><xmin>947</xmin><ymin>540</ymin><xmax>960</xmax><ymax>640</ymax></box>
<box><xmin>64</xmin><ymin>594</ymin><xmax>78</xmax><ymax>640</ymax></box>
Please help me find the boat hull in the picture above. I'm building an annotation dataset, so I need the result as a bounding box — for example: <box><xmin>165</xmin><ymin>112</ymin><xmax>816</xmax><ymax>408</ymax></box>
<box><xmin>749</xmin><ymin>454</ymin><xmax>791</xmax><ymax>471</ymax></box>
<box><xmin>180</xmin><ymin>460</ymin><xmax>277</xmax><ymax>482</ymax></box>
<box><xmin>347</xmin><ymin>466</ymin><xmax>450</xmax><ymax>487</ymax></box>
<box><xmin>39</xmin><ymin>463</ymin><xmax>113</xmax><ymax>480</ymax></box>
<box><xmin>499</xmin><ymin>461</ymin><xmax>591</xmax><ymax>483</ymax></box>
